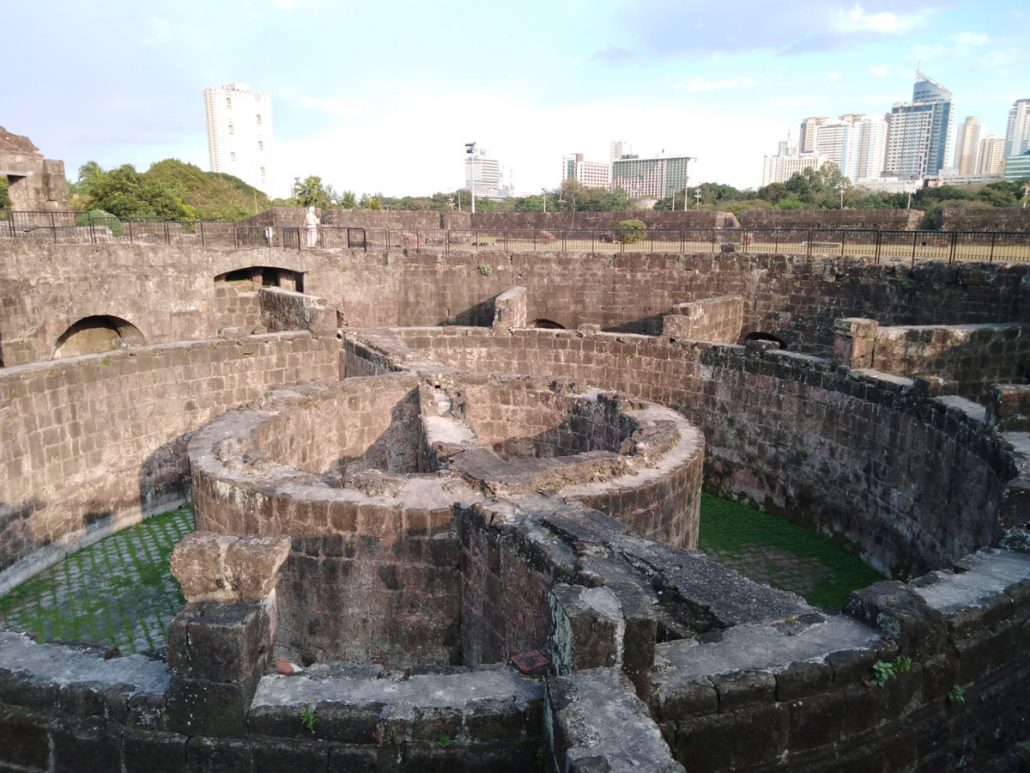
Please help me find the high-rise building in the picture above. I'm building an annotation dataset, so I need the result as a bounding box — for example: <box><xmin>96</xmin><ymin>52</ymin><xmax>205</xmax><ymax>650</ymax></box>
<box><xmin>203</xmin><ymin>83</ymin><xmax>276</xmax><ymax>196</ymax></box>
<box><xmin>610</xmin><ymin>140</ymin><xmax>633</xmax><ymax>162</ymax></box>
<box><xmin>953</xmin><ymin>117</ymin><xmax>982</xmax><ymax>177</ymax></box>
<box><xmin>1003</xmin><ymin>150</ymin><xmax>1030</xmax><ymax>182</ymax></box>
<box><xmin>799</xmin><ymin>117</ymin><xmax>827</xmax><ymax>154</ymax></box>
<box><xmin>611</xmin><ymin>155</ymin><xmax>693</xmax><ymax>199</ymax></box>
<box><xmin>884</xmin><ymin>72</ymin><xmax>953</xmax><ymax>180</ymax></box>
<box><xmin>761</xmin><ymin>152</ymin><xmax>826</xmax><ymax>186</ymax></box>
<box><xmin>811</xmin><ymin>114</ymin><xmax>887</xmax><ymax>181</ymax></box>
<box><xmin>1004</xmin><ymin>99</ymin><xmax>1030</xmax><ymax>159</ymax></box>
<box><xmin>562</xmin><ymin>154</ymin><xmax>611</xmax><ymax>190</ymax></box>
<box><xmin>976</xmin><ymin>136</ymin><xmax>1006</xmax><ymax>176</ymax></box>
<box><xmin>465</xmin><ymin>149</ymin><xmax>508</xmax><ymax>199</ymax></box>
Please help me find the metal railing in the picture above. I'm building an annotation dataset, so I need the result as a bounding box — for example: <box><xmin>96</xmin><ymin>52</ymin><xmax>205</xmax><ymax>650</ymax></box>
<box><xmin>2</xmin><ymin>210</ymin><xmax>1029</xmax><ymax>264</ymax></box>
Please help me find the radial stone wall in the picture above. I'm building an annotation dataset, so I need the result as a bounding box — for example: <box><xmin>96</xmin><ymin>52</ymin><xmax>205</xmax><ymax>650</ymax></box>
<box><xmin>0</xmin><ymin>237</ymin><xmax>1028</xmax><ymax>772</ymax></box>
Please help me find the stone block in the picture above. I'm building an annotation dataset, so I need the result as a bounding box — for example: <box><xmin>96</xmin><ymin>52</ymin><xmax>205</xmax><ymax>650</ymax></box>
<box><xmin>186</xmin><ymin>736</ymin><xmax>253</xmax><ymax>772</ymax></box>
<box><xmin>52</xmin><ymin>718</ymin><xmax>122</xmax><ymax>772</ymax></box>
<box><xmin>712</xmin><ymin>669</ymin><xmax>775</xmax><ymax>712</ymax></box>
<box><xmin>845</xmin><ymin>581</ymin><xmax>947</xmax><ymax>659</ymax></box>
<box><xmin>167</xmin><ymin>601</ymin><xmax>271</xmax><ymax>683</ymax></box>
<box><xmin>549</xmin><ymin>584</ymin><xmax>624</xmax><ymax>674</ymax></box>
<box><xmin>169</xmin><ymin>532</ymin><xmax>236</xmax><ymax>602</ymax></box>
<box><xmin>122</xmin><ymin>728</ymin><xmax>189</xmax><ymax>773</ymax></box>
<box><xmin>167</xmin><ymin>676</ymin><xmax>255</xmax><ymax>736</ymax></box>
<box><xmin>0</xmin><ymin>704</ymin><xmax>51</xmax><ymax>769</ymax></box>
<box><xmin>224</xmin><ymin>535</ymin><xmax>291</xmax><ymax>601</ymax></box>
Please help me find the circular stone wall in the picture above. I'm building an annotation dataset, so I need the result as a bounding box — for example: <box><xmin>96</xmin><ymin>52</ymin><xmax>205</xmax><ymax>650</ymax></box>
<box><xmin>188</xmin><ymin>372</ymin><xmax>704</xmax><ymax>666</ymax></box>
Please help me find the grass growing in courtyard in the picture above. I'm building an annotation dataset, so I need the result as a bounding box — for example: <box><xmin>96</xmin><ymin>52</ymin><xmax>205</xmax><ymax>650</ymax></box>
<box><xmin>698</xmin><ymin>493</ymin><xmax>884</xmax><ymax>609</ymax></box>
<box><xmin>0</xmin><ymin>504</ymin><xmax>195</xmax><ymax>654</ymax></box>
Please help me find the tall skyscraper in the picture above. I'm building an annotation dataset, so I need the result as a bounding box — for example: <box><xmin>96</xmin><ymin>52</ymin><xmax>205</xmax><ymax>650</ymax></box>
<box><xmin>611</xmin><ymin>155</ymin><xmax>692</xmax><ymax>199</ymax></box>
<box><xmin>1004</xmin><ymin>99</ymin><xmax>1030</xmax><ymax>159</ymax></box>
<box><xmin>976</xmin><ymin>136</ymin><xmax>1006</xmax><ymax>176</ymax></box>
<box><xmin>799</xmin><ymin>117</ymin><xmax>827</xmax><ymax>154</ymax></box>
<box><xmin>953</xmin><ymin>117</ymin><xmax>982</xmax><ymax>176</ymax></box>
<box><xmin>204</xmin><ymin>83</ymin><xmax>276</xmax><ymax>196</ymax></box>
<box><xmin>884</xmin><ymin>72</ymin><xmax>953</xmax><ymax>180</ymax></box>
<box><xmin>562</xmin><ymin>153</ymin><xmax>611</xmax><ymax>189</ymax></box>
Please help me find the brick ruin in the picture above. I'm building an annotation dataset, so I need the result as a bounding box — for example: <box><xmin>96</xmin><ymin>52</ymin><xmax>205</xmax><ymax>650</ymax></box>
<box><xmin>0</xmin><ymin>232</ymin><xmax>1028</xmax><ymax>771</ymax></box>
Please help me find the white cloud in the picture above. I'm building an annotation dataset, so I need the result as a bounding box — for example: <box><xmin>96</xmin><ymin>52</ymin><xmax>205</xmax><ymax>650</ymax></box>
<box><xmin>674</xmin><ymin>76</ymin><xmax>756</xmax><ymax>92</ymax></box>
<box><xmin>867</xmin><ymin>64</ymin><xmax>890</xmax><ymax>79</ymax></box>
<box><xmin>949</xmin><ymin>31</ymin><xmax>988</xmax><ymax>46</ymax></box>
<box><xmin>833</xmin><ymin>4</ymin><xmax>928</xmax><ymax>35</ymax></box>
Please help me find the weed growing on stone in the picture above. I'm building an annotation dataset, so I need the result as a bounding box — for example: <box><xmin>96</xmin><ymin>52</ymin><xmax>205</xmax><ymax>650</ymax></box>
<box><xmin>871</xmin><ymin>660</ymin><xmax>895</xmax><ymax>687</ymax></box>
<box><xmin>300</xmin><ymin>704</ymin><xmax>317</xmax><ymax>734</ymax></box>
<box><xmin>478</xmin><ymin>264</ymin><xmax>493</xmax><ymax>277</ymax></box>
<box><xmin>949</xmin><ymin>685</ymin><xmax>966</xmax><ymax>704</ymax></box>
<box><xmin>870</xmin><ymin>656</ymin><xmax>911</xmax><ymax>687</ymax></box>
<box><xmin>435</xmin><ymin>733</ymin><xmax>451</xmax><ymax>749</ymax></box>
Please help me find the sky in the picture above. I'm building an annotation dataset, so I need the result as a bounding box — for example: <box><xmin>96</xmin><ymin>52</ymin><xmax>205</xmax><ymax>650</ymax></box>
<box><xmin>5</xmin><ymin>0</ymin><xmax>1028</xmax><ymax>197</ymax></box>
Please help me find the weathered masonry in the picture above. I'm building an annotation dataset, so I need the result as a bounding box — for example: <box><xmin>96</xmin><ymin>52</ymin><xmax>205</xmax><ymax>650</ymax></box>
<box><xmin>0</xmin><ymin>231</ymin><xmax>1028</xmax><ymax>771</ymax></box>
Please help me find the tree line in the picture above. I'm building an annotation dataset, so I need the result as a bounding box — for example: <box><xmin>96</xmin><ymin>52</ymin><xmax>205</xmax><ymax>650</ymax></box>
<box><xmin>10</xmin><ymin>158</ymin><xmax>1024</xmax><ymax>223</ymax></box>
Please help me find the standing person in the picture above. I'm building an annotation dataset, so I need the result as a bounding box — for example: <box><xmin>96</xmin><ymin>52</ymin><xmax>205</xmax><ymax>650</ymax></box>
<box><xmin>304</xmin><ymin>206</ymin><xmax>320</xmax><ymax>249</ymax></box>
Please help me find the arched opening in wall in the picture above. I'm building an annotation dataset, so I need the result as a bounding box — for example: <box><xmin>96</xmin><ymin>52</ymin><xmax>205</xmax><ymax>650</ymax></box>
<box><xmin>54</xmin><ymin>316</ymin><xmax>144</xmax><ymax>358</ymax></box>
<box><xmin>214</xmin><ymin>266</ymin><xmax>304</xmax><ymax>293</ymax></box>
<box><xmin>744</xmin><ymin>331</ymin><xmax>787</xmax><ymax>350</ymax></box>
<box><xmin>530</xmin><ymin>319</ymin><xmax>565</xmax><ymax>330</ymax></box>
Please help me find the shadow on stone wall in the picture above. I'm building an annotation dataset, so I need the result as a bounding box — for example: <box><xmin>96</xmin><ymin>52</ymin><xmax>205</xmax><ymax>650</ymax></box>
<box><xmin>138</xmin><ymin>434</ymin><xmax>193</xmax><ymax>519</ymax></box>
<box><xmin>0</xmin><ymin>499</ymin><xmax>44</xmax><ymax>573</ymax></box>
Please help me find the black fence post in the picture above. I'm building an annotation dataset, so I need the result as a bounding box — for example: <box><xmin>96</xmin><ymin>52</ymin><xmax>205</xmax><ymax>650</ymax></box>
<box><xmin>874</xmin><ymin>230</ymin><xmax>882</xmax><ymax>265</ymax></box>
<box><xmin>911</xmin><ymin>231</ymin><xmax>918</xmax><ymax>267</ymax></box>
<box><xmin>807</xmin><ymin>230</ymin><xmax>813</xmax><ymax>258</ymax></box>
<box><xmin>89</xmin><ymin>213</ymin><xmax>96</xmax><ymax>245</ymax></box>
<box><xmin>949</xmin><ymin>232</ymin><xmax>957</xmax><ymax>264</ymax></box>
<box><xmin>989</xmin><ymin>232</ymin><xmax>997</xmax><ymax>263</ymax></box>
<box><xmin>128</xmin><ymin>220</ymin><xmax>134</xmax><ymax>244</ymax></box>
<box><xmin>710</xmin><ymin>229</ymin><xmax>716</xmax><ymax>253</ymax></box>
<box><xmin>841</xmin><ymin>231</ymin><xmax>846</xmax><ymax>257</ymax></box>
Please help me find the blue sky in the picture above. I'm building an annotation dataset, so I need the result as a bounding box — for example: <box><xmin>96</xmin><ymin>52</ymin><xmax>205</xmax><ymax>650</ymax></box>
<box><xmin>6</xmin><ymin>0</ymin><xmax>1028</xmax><ymax>196</ymax></box>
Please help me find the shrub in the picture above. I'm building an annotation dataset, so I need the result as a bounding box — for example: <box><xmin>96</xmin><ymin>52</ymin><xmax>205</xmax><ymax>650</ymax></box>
<box><xmin>615</xmin><ymin>219</ymin><xmax>646</xmax><ymax>244</ymax></box>
<box><xmin>76</xmin><ymin>209</ymin><xmax>123</xmax><ymax>237</ymax></box>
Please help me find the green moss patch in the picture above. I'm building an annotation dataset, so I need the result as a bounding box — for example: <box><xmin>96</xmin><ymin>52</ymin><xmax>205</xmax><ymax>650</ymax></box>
<box><xmin>698</xmin><ymin>493</ymin><xmax>884</xmax><ymax>609</ymax></box>
<box><xmin>0</xmin><ymin>504</ymin><xmax>195</xmax><ymax>654</ymax></box>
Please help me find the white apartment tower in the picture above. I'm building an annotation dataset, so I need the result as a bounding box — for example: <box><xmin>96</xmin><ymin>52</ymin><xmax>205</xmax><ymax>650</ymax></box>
<box><xmin>204</xmin><ymin>83</ymin><xmax>276</xmax><ymax>196</ymax></box>
<box><xmin>976</xmin><ymin>136</ymin><xmax>1006</xmax><ymax>176</ymax></box>
<box><xmin>953</xmin><ymin>117</ymin><xmax>982</xmax><ymax>177</ymax></box>
<box><xmin>799</xmin><ymin>117</ymin><xmax>827</xmax><ymax>154</ymax></box>
<box><xmin>1005</xmin><ymin>99</ymin><xmax>1030</xmax><ymax>159</ymax></box>
<box><xmin>812</xmin><ymin>115</ymin><xmax>886</xmax><ymax>181</ymax></box>
<box><xmin>562</xmin><ymin>154</ymin><xmax>611</xmax><ymax>189</ymax></box>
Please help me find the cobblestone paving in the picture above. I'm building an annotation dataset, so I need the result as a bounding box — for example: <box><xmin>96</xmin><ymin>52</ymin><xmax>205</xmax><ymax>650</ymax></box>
<box><xmin>0</xmin><ymin>505</ymin><xmax>194</xmax><ymax>655</ymax></box>
<box><xmin>698</xmin><ymin>493</ymin><xmax>884</xmax><ymax>609</ymax></box>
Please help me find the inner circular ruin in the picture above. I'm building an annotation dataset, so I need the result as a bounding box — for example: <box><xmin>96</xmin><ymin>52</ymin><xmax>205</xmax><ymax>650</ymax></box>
<box><xmin>188</xmin><ymin>372</ymin><xmax>705</xmax><ymax>666</ymax></box>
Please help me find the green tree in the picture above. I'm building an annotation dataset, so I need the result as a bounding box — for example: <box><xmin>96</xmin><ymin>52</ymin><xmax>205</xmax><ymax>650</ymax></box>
<box><xmin>0</xmin><ymin>177</ymin><xmax>9</xmax><ymax>210</ymax></box>
<box><xmin>359</xmin><ymin>193</ymin><xmax>383</xmax><ymax>210</ymax></box>
<box><xmin>85</xmin><ymin>164</ymin><xmax>191</xmax><ymax>220</ymax></box>
<box><xmin>293</xmin><ymin>176</ymin><xmax>334</xmax><ymax>209</ymax></box>
<box><xmin>338</xmin><ymin>190</ymin><xmax>357</xmax><ymax>209</ymax></box>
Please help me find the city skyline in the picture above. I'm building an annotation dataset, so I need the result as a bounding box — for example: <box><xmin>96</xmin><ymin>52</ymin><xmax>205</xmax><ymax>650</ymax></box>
<box><xmin>4</xmin><ymin>1</ymin><xmax>1028</xmax><ymax>196</ymax></box>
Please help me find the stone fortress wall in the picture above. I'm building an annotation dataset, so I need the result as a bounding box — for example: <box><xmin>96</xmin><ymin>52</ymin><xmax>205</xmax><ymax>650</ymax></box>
<box><xmin>0</xmin><ymin>231</ymin><xmax>1028</xmax><ymax>771</ymax></box>
<box><xmin>2</xmin><ymin>242</ymin><xmax>1028</xmax><ymax>368</ymax></box>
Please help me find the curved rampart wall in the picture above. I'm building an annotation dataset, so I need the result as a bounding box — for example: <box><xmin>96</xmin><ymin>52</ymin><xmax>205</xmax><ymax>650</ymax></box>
<box><xmin>4</xmin><ymin>244</ymin><xmax>1028</xmax><ymax>366</ymax></box>
<box><xmin>0</xmin><ymin>332</ymin><xmax>339</xmax><ymax>593</ymax></box>
<box><xmin>359</xmin><ymin>328</ymin><xmax>1020</xmax><ymax>576</ymax></box>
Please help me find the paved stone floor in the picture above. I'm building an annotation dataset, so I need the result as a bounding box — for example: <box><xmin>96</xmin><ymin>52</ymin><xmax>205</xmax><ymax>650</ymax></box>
<box><xmin>0</xmin><ymin>495</ymin><xmax>878</xmax><ymax>655</ymax></box>
<box><xmin>0</xmin><ymin>505</ymin><xmax>194</xmax><ymax>655</ymax></box>
<box><xmin>697</xmin><ymin>493</ymin><xmax>884</xmax><ymax>609</ymax></box>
